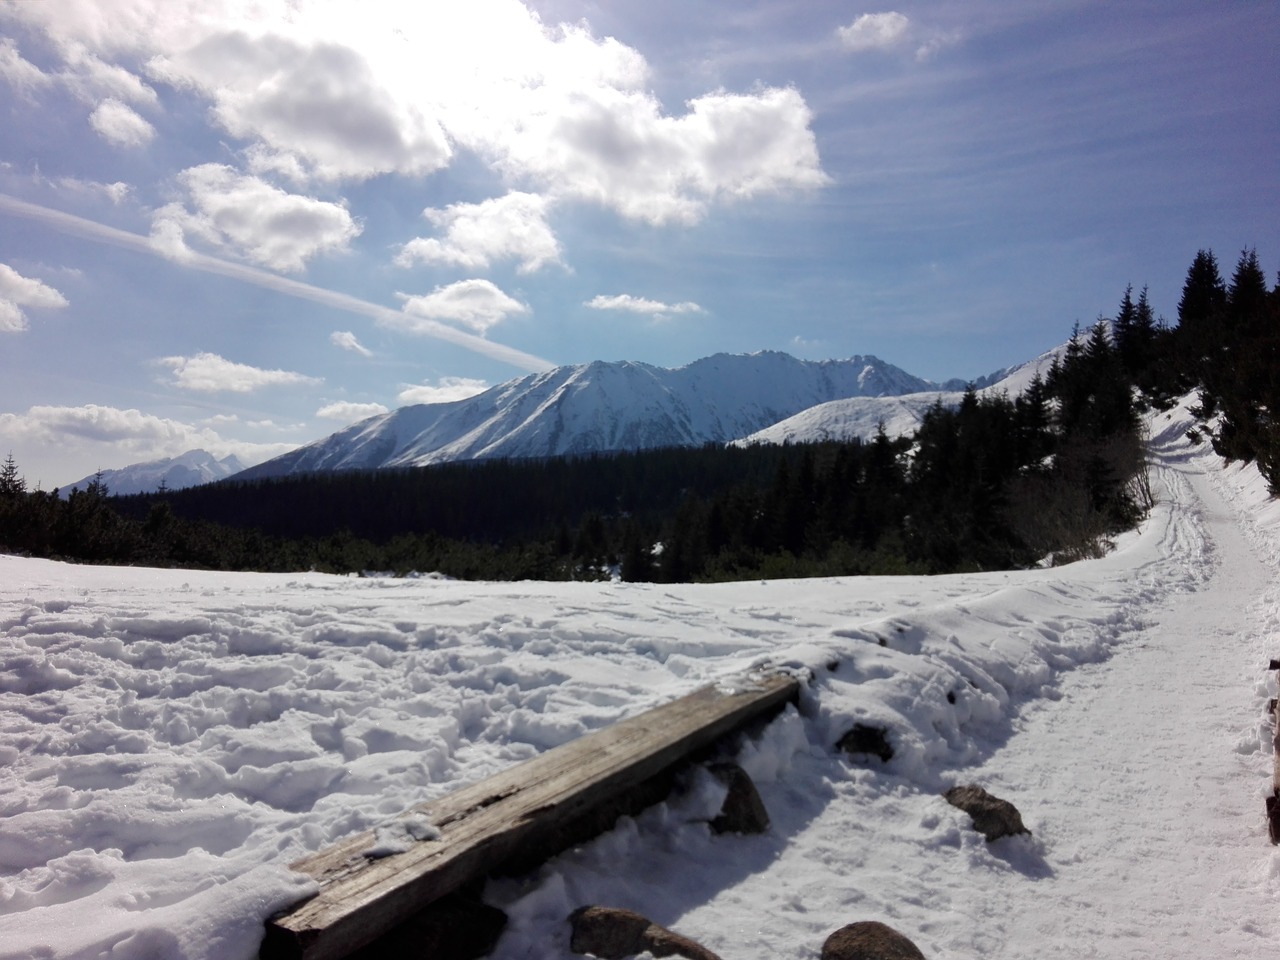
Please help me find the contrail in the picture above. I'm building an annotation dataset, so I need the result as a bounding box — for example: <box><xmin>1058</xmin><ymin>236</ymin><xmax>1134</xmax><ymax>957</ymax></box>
<box><xmin>0</xmin><ymin>193</ymin><xmax>557</xmax><ymax>374</ymax></box>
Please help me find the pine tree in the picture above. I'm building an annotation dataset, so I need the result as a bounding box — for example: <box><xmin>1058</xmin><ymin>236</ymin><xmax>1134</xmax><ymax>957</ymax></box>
<box><xmin>0</xmin><ymin>453</ymin><xmax>24</xmax><ymax>498</ymax></box>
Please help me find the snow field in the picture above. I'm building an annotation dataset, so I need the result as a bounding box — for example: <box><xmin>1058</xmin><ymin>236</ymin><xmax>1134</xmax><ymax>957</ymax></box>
<box><xmin>2</xmin><ymin>396</ymin><xmax>1278</xmax><ymax>958</ymax></box>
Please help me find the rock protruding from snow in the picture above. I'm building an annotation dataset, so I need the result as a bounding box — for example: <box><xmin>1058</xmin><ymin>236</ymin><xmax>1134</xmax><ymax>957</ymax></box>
<box><xmin>569</xmin><ymin>905</ymin><xmax>723</xmax><ymax>960</ymax></box>
<box><xmin>943</xmin><ymin>784</ymin><xmax>1030</xmax><ymax>842</ymax></box>
<box><xmin>837</xmin><ymin>723</ymin><xmax>895</xmax><ymax>763</ymax></box>
<box><xmin>707</xmin><ymin>762</ymin><xmax>770</xmax><ymax>835</ymax></box>
<box><xmin>821</xmin><ymin>921</ymin><xmax>927</xmax><ymax>960</ymax></box>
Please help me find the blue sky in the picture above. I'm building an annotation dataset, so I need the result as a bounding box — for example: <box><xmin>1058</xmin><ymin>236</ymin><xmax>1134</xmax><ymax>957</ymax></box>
<box><xmin>0</xmin><ymin>0</ymin><xmax>1276</xmax><ymax>489</ymax></box>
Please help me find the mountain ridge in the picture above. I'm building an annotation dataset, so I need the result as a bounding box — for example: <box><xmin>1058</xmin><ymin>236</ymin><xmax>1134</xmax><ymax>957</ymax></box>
<box><xmin>236</xmin><ymin>350</ymin><xmax>997</xmax><ymax>481</ymax></box>
<box><xmin>61</xmin><ymin>450</ymin><xmax>246</xmax><ymax>498</ymax></box>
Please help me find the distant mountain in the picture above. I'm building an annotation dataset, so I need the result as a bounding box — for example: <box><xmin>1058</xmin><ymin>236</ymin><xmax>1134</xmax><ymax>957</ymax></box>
<box><xmin>238</xmin><ymin>351</ymin><xmax>963</xmax><ymax>480</ymax></box>
<box><xmin>62</xmin><ymin>450</ymin><xmax>247</xmax><ymax>497</ymax></box>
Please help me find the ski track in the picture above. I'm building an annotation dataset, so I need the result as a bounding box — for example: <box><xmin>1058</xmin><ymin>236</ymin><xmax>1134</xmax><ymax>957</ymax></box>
<box><xmin>2</xmin><ymin>398</ymin><xmax>1279</xmax><ymax>958</ymax></box>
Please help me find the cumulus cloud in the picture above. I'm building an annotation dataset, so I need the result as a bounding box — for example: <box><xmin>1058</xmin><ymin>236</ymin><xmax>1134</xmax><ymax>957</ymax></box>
<box><xmin>330</xmin><ymin>330</ymin><xmax>372</xmax><ymax>357</ymax></box>
<box><xmin>0</xmin><ymin>262</ymin><xmax>69</xmax><ymax>332</ymax></box>
<box><xmin>0</xmin><ymin>403</ymin><xmax>297</xmax><ymax>475</ymax></box>
<box><xmin>485</xmin><ymin>83</ymin><xmax>828</xmax><ymax>225</ymax></box>
<box><xmin>396</xmin><ymin>377</ymin><xmax>490</xmax><ymax>406</ymax></box>
<box><xmin>837</xmin><ymin>12</ymin><xmax>911</xmax><ymax>51</ymax></box>
<box><xmin>396</xmin><ymin>280</ymin><xmax>529</xmax><ymax>336</ymax></box>
<box><xmin>156</xmin><ymin>351</ymin><xmax>321</xmax><ymax>392</ymax></box>
<box><xmin>88</xmin><ymin>98</ymin><xmax>156</xmax><ymax>147</ymax></box>
<box><xmin>396</xmin><ymin>192</ymin><xmax>562</xmax><ymax>274</ymax></box>
<box><xmin>315</xmin><ymin>401</ymin><xmax>388</xmax><ymax>422</ymax></box>
<box><xmin>585</xmin><ymin>294</ymin><xmax>704</xmax><ymax>319</ymax></box>
<box><xmin>150</xmin><ymin>164</ymin><xmax>361</xmax><ymax>272</ymax></box>
<box><xmin>5</xmin><ymin>2</ymin><xmax>828</xmax><ymax>219</ymax></box>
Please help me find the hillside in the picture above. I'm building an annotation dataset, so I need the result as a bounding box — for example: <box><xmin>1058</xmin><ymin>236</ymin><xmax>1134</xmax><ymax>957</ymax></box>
<box><xmin>2</xmin><ymin>396</ymin><xmax>1278</xmax><ymax>958</ymax></box>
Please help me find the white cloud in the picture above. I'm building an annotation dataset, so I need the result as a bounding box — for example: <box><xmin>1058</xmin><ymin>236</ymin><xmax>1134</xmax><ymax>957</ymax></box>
<box><xmin>5</xmin><ymin>2</ymin><xmax>828</xmax><ymax>219</ymax></box>
<box><xmin>585</xmin><ymin>294</ymin><xmax>704</xmax><ymax>318</ymax></box>
<box><xmin>55</xmin><ymin>177</ymin><xmax>132</xmax><ymax>203</ymax></box>
<box><xmin>315</xmin><ymin>401</ymin><xmax>388</xmax><ymax>422</ymax></box>
<box><xmin>0</xmin><ymin>38</ymin><xmax>53</xmax><ymax>95</ymax></box>
<box><xmin>397</xmin><ymin>280</ymin><xmax>529</xmax><ymax>336</ymax></box>
<box><xmin>0</xmin><ymin>300</ymin><xmax>28</xmax><ymax>333</ymax></box>
<box><xmin>0</xmin><ymin>262</ymin><xmax>69</xmax><ymax>332</ymax></box>
<box><xmin>0</xmin><ymin>36</ymin><xmax>156</xmax><ymax>105</ymax></box>
<box><xmin>89</xmin><ymin>98</ymin><xmax>156</xmax><ymax>147</ymax></box>
<box><xmin>156</xmin><ymin>351</ymin><xmax>321</xmax><ymax>393</ymax></box>
<box><xmin>0</xmin><ymin>403</ymin><xmax>297</xmax><ymax>474</ymax></box>
<box><xmin>330</xmin><ymin>330</ymin><xmax>372</xmax><ymax>357</ymax></box>
<box><xmin>482</xmin><ymin>83</ymin><xmax>828</xmax><ymax>225</ymax></box>
<box><xmin>396</xmin><ymin>192</ymin><xmax>562</xmax><ymax>274</ymax></box>
<box><xmin>396</xmin><ymin>377</ymin><xmax>490</xmax><ymax>406</ymax></box>
<box><xmin>150</xmin><ymin>164</ymin><xmax>362</xmax><ymax>272</ymax></box>
<box><xmin>837</xmin><ymin>12</ymin><xmax>911</xmax><ymax>51</ymax></box>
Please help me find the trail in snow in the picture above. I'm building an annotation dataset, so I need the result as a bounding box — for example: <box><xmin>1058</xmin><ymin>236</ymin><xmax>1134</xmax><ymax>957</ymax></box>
<box><xmin>923</xmin><ymin>432</ymin><xmax>1280</xmax><ymax>956</ymax></box>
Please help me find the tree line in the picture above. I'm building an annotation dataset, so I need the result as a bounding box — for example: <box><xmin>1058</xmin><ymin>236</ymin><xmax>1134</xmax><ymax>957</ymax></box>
<box><xmin>2</xmin><ymin>246</ymin><xmax>1275</xmax><ymax>581</ymax></box>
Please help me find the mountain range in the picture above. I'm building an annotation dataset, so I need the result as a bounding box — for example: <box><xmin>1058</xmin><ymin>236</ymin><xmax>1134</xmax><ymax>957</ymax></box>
<box><xmin>236</xmin><ymin>350</ymin><xmax>1034</xmax><ymax>482</ymax></box>
<box><xmin>62</xmin><ymin>450</ymin><xmax>247</xmax><ymax>498</ymax></box>
<box><xmin>89</xmin><ymin>347</ymin><xmax>1064</xmax><ymax>494</ymax></box>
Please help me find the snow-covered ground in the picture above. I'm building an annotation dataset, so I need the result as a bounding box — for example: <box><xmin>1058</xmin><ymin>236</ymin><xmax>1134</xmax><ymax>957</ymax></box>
<box><xmin>3</xmin><ymin>396</ymin><xmax>1279</xmax><ymax>959</ymax></box>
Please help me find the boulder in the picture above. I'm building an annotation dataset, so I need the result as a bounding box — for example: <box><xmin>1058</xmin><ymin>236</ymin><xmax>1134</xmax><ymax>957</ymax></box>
<box><xmin>707</xmin><ymin>762</ymin><xmax>770</xmax><ymax>835</ymax></box>
<box><xmin>568</xmin><ymin>905</ymin><xmax>722</xmax><ymax>960</ymax></box>
<box><xmin>944</xmin><ymin>784</ymin><xmax>1029</xmax><ymax>841</ymax></box>
<box><xmin>821</xmin><ymin>921</ymin><xmax>926</xmax><ymax>960</ymax></box>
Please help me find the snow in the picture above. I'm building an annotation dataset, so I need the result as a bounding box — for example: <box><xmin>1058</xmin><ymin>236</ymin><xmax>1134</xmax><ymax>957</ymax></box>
<box><xmin>3</xmin><ymin>396</ymin><xmax>1279</xmax><ymax>958</ymax></box>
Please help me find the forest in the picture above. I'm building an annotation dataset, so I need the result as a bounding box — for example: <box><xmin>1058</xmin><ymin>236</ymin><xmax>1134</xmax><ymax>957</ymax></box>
<box><xmin>2</xmin><ymin>247</ymin><xmax>1276</xmax><ymax>582</ymax></box>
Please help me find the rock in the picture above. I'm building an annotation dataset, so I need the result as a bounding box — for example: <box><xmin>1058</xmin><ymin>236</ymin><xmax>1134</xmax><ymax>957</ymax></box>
<box><xmin>707</xmin><ymin>762</ymin><xmax>770</xmax><ymax>834</ymax></box>
<box><xmin>837</xmin><ymin>723</ymin><xmax>894</xmax><ymax>762</ymax></box>
<box><xmin>821</xmin><ymin>921</ymin><xmax>926</xmax><ymax>960</ymax></box>
<box><xmin>944</xmin><ymin>784</ymin><xmax>1029</xmax><ymax>841</ymax></box>
<box><xmin>568</xmin><ymin>905</ymin><xmax>722</xmax><ymax>960</ymax></box>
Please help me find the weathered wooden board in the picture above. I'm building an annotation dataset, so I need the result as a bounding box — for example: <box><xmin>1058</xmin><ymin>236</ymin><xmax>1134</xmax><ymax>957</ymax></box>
<box><xmin>262</xmin><ymin>670</ymin><xmax>800</xmax><ymax>960</ymax></box>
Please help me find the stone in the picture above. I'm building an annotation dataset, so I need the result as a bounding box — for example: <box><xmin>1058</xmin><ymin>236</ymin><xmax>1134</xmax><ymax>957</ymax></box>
<box><xmin>568</xmin><ymin>905</ymin><xmax>722</xmax><ymax>960</ymax></box>
<box><xmin>707</xmin><ymin>762</ymin><xmax>770</xmax><ymax>834</ymax></box>
<box><xmin>944</xmin><ymin>784</ymin><xmax>1030</xmax><ymax>842</ymax></box>
<box><xmin>837</xmin><ymin>723</ymin><xmax>894</xmax><ymax>762</ymax></box>
<box><xmin>821</xmin><ymin>921</ymin><xmax>926</xmax><ymax>960</ymax></box>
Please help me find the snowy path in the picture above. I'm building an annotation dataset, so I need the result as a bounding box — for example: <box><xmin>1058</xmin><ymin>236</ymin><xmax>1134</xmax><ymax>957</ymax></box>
<box><xmin>933</xmin><ymin>452</ymin><xmax>1280</xmax><ymax>956</ymax></box>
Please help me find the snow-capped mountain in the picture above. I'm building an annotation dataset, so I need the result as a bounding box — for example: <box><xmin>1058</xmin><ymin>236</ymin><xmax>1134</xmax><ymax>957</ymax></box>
<box><xmin>238</xmin><ymin>351</ymin><xmax>973</xmax><ymax>480</ymax></box>
<box><xmin>61</xmin><ymin>450</ymin><xmax>247</xmax><ymax>497</ymax></box>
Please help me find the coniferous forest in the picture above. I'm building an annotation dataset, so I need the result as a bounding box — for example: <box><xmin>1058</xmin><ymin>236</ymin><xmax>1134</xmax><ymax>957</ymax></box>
<box><xmin>2</xmin><ymin>248</ymin><xmax>1277</xmax><ymax>582</ymax></box>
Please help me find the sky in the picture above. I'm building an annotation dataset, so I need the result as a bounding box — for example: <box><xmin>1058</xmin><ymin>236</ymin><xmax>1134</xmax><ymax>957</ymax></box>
<box><xmin>0</xmin><ymin>0</ymin><xmax>1276</xmax><ymax>490</ymax></box>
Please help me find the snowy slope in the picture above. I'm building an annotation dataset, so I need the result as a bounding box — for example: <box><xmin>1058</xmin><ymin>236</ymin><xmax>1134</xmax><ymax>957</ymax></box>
<box><xmin>736</xmin><ymin>342</ymin><xmax>1067</xmax><ymax>446</ymax></box>
<box><xmin>236</xmin><ymin>352</ymin><xmax>960</xmax><ymax>478</ymax></box>
<box><xmin>3</xmin><ymin>397</ymin><xmax>1279</xmax><ymax>960</ymax></box>
<box><xmin>60</xmin><ymin>450</ymin><xmax>247</xmax><ymax>497</ymax></box>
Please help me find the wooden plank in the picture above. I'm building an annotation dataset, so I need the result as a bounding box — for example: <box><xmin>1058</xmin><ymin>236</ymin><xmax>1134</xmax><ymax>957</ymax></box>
<box><xmin>262</xmin><ymin>670</ymin><xmax>799</xmax><ymax>960</ymax></box>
